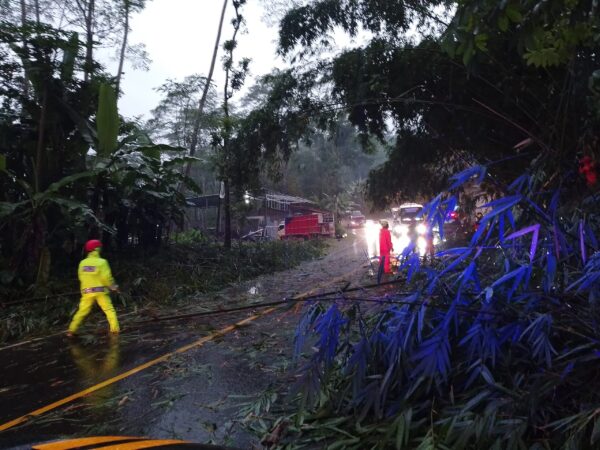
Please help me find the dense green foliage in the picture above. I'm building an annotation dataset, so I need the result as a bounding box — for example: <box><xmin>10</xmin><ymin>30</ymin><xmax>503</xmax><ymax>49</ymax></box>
<box><xmin>271</xmin><ymin>0</ymin><xmax>600</xmax><ymax>206</ymax></box>
<box><xmin>0</xmin><ymin>6</ymin><xmax>199</xmax><ymax>288</ymax></box>
<box><xmin>0</xmin><ymin>238</ymin><xmax>326</xmax><ymax>342</ymax></box>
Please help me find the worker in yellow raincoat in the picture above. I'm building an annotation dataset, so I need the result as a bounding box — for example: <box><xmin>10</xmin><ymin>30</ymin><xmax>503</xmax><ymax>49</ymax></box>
<box><xmin>67</xmin><ymin>240</ymin><xmax>120</xmax><ymax>337</ymax></box>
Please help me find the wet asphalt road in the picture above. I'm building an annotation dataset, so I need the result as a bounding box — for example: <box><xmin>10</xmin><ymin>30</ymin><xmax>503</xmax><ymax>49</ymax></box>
<box><xmin>0</xmin><ymin>232</ymin><xmax>379</xmax><ymax>449</ymax></box>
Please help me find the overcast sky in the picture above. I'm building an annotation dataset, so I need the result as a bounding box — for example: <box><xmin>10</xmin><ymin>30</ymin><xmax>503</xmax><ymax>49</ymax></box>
<box><xmin>107</xmin><ymin>0</ymin><xmax>282</xmax><ymax>119</ymax></box>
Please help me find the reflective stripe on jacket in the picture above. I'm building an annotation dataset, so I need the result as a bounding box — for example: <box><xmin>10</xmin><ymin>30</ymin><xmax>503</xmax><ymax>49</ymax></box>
<box><xmin>78</xmin><ymin>250</ymin><xmax>115</xmax><ymax>293</ymax></box>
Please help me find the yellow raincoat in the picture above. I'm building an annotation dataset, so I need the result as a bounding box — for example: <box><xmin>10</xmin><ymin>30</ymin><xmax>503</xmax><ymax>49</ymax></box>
<box><xmin>68</xmin><ymin>249</ymin><xmax>120</xmax><ymax>334</ymax></box>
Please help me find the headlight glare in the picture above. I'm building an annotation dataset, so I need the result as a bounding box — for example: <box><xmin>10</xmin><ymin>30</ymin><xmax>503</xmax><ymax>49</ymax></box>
<box><xmin>394</xmin><ymin>224</ymin><xmax>408</xmax><ymax>235</ymax></box>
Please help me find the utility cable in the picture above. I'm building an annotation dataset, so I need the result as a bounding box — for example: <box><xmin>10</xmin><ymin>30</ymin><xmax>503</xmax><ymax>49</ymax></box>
<box><xmin>0</xmin><ymin>271</ymin><xmax>409</xmax><ymax>309</ymax></box>
<box><xmin>130</xmin><ymin>277</ymin><xmax>413</xmax><ymax>326</ymax></box>
<box><xmin>129</xmin><ymin>277</ymin><xmax>517</xmax><ymax>327</ymax></box>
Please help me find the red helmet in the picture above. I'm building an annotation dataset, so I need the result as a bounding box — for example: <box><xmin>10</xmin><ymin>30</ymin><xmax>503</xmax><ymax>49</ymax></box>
<box><xmin>84</xmin><ymin>239</ymin><xmax>102</xmax><ymax>252</ymax></box>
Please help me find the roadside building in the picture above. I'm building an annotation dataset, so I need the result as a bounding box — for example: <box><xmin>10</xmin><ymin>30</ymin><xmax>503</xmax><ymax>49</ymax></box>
<box><xmin>186</xmin><ymin>190</ymin><xmax>333</xmax><ymax>240</ymax></box>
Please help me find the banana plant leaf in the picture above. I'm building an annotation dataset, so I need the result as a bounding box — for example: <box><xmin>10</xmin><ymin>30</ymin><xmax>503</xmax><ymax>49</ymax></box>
<box><xmin>97</xmin><ymin>83</ymin><xmax>119</xmax><ymax>157</ymax></box>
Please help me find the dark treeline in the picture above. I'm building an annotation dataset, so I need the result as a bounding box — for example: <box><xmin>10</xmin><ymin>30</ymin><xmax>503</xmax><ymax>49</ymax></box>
<box><xmin>0</xmin><ymin>1</ymin><xmax>198</xmax><ymax>287</ymax></box>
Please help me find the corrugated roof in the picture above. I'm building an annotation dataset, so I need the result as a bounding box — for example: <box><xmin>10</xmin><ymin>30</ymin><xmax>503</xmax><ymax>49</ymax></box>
<box><xmin>186</xmin><ymin>194</ymin><xmax>220</xmax><ymax>208</ymax></box>
<box><xmin>264</xmin><ymin>193</ymin><xmax>313</xmax><ymax>204</ymax></box>
<box><xmin>186</xmin><ymin>191</ymin><xmax>314</xmax><ymax>209</ymax></box>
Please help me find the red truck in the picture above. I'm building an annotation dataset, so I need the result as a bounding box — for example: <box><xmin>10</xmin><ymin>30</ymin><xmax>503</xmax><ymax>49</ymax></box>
<box><xmin>280</xmin><ymin>213</ymin><xmax>334</xmax><ymax>240</ymax></box>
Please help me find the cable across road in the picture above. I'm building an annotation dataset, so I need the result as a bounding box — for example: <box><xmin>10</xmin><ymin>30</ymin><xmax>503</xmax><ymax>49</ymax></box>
<box><xmin>0</xmin><ymin>264</ymin><xmax>591</xmax><ymax>433</ymax></box>
<box><xmin>0</xmin><ymin>263</ymin><xmax>368</xmax><ymax>432</ymax></box>
<box><xmin>2</xmin><ymin>273</ymin><xmax>528</xmax><ymax>334</ymax></box>
<box><xmin>130</xmin><ymin>277</ymin><xmax>412</xmax><ymax>325</ymax></box>
<box><xmin>0</xmin><ymin>270</ymin><xmax>416</xmax><ymax>434</ymax></box>
<box><xmin>128</xmin><ymin>275</ymin><xmax>521</xmax><ymax>329</ymax></box>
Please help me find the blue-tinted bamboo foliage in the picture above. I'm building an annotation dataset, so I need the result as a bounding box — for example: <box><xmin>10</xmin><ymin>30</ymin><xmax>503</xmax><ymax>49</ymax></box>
<box><xmin>286</xmin><ymin>163</ymin><xmax>600</xmax><ymax>448</ymax></box>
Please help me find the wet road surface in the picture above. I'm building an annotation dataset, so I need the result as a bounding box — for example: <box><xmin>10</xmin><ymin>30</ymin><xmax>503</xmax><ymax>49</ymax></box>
<box><xmin>0</xmin><ymin>233</ymin><xmax>382</xmax><ymax>449</ymax></box>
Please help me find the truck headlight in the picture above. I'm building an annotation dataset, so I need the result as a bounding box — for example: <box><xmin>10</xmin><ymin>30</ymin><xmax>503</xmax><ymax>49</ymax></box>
<box><xmin>394</xmin><ymin>224</ymin><xmax>408</xmax><ymax>235</ymax></box>
<box><xmin>416</xmin><ymin>223</ymin><xmax>427</xmax><ymax>234</ymax></box>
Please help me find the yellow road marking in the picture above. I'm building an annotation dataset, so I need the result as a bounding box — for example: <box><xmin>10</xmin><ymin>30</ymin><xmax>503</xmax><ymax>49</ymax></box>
<box><xmin>96</xmin><ymin>440</ymin><xmax>189</xmax><ymax>449</ymax></box>
<box><xmin>0</xmin><ymin>261</ymin><xmax>364</xmax><ymax>434</ymax></box>
<box><xmin>0</xmin><ymin>308</ymin><xmax>275</xmax><ymax>432</ymax></box>
<box><xmin>33</xmin><ymin>436</ymin><xmax>144</xmax><ymax>449</ymax></box>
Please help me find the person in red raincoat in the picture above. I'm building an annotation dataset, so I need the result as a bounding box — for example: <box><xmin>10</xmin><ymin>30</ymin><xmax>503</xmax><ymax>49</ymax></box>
<box><xmin>378</xmin><ymin>220</ymin><xmax>394</xmax><ymax>283</ymax></box>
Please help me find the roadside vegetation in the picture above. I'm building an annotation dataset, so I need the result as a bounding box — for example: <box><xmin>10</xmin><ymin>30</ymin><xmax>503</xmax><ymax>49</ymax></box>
<box><xmin>2</xmin><ymin>0</ymin><xmax>600</xmax><ymax>448</ymax></box>
<box><xmin>248</xmin><ymin>168</ymin><xmax>600</xmax><ymax>449</ymax></box>
<box><xmin>0</xmin><ymin>238</ymin><xmax>326</xmax><ymax>343</ymax></box>
<box><xmin>235</xmin><ymin>1</ymin><xmax>600</xmax><ymax>449</ymax></box>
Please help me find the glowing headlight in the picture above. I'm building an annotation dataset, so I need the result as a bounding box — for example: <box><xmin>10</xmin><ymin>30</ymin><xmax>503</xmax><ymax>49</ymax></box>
<box><xmin>394</xmin><ymin>224</ymin><xmax>408</xmax><ymax>235</ymax></box>
<box><xmin>365</xmin><ymin>220</ymin><xmax>377</xmax><ymax>232</ymax></box>
<box><xmin>364</xmin><ymin>220</ymin><xmax>379</xmax><ymax>243</ymax></box>
<box><xmin>416</xmin><ymin>223</ymin><xmax>427</xmax><ymax>234</ymax></box>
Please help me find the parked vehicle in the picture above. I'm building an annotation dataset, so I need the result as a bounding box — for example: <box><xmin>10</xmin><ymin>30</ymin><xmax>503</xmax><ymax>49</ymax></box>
<box><xmin>241</xmin><ymin>228</ymin><xmax>269</xmax><ymax>242</ymax></box>
<box><xmin>277</xmin><ymin>222</ymin><xmax>285</xmax><ymax>240</ymax></box>
<box><xmin>391</xmin><ymin>203</ymin><xmax>433</xmax><ymax>255</ymax></box>
<box><xmin>392</xmin><ymin>203</ymin><xmax>424</xmax><ymax>235</ymax></box>
<box><xmin>348</xmin><ymin>210</ymin><xmax>366</xmax><ymax>228</ymax></box>
<box><xmin>281</xmin><ymin>213</ymin><xmax>335</xmax><ymax>239</ymax></box>
<box><xmin>442</xmin><ymin>207</ymin><xmax>470</xmax><ymax>244</ymax></box>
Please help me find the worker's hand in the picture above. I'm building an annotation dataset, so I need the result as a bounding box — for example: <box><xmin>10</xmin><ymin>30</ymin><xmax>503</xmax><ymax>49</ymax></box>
<box><xmin>109</xmin><ymin>285</ymin><xmax>120</xmax><ymax>293</ymax></box>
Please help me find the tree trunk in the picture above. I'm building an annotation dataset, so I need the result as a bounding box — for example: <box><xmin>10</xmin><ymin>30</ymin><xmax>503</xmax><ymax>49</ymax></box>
<box><xmin>83</xmin><ymin>0</ymin><xmax>95</xmax><ymax>84</ymax></box>
<box><xmin>20</xmin><ymin>0</ymin><xmax>27</xmax><ymax>24</ymax></box>
<box><xmin>115</xmin><ymin>0</ymin><xmax>129</xmax><ymax>94</ymax></box>
<box><xmin>35</xmin><ymin>87</ymin><xmax>47</xmax><ymax>192</ymax></box>
<box><xmin>215</xmin><ymin>196</ymin><xmax>221</xmax><ymax>237</ymax></box>
<box><xmin>116</xmin><ymin>205</ymin><xmax>129</xmax><ymax>248</ymax></box>
<box><xmin>34</xmin><ymin>0</ymin><xmax>40</xmax><ymax>23</ymax></box>
<box><xmin>219</xmin><ymin>0</ymin><xmax>243</xmax><ymax>250</ymax></box>
<box><xmin>183</xmin><ymin>0</ymin><xmax>228</xmax><ymax>179</ymax></box>
<box><xmin>224</xmin><ymin>179</ymin><xmax>231</xmax><ymax>248</ymax></box>
<box><xmin>20</xmin><ymin>0</ymin><xmax>29</xmax><ymax>99</ymax></box>
<box><xmin>222</xmin><ymin>58</ymin><xmax>231</xmax><ymax>248</ymax></box>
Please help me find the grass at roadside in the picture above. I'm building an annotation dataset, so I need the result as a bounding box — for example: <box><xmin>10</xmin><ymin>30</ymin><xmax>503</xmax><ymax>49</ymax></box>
<box><xmin>0</xmin><ymin>239</ymin><xmax>327</xmax><ymax>343</ymax></box>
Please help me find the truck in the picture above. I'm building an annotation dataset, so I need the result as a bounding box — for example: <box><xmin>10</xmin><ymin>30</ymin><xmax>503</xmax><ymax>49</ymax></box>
<box><xmin>280</xmin><ymin>213</ymin><xmax>334</xmax><ymax>240</ymax></box>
